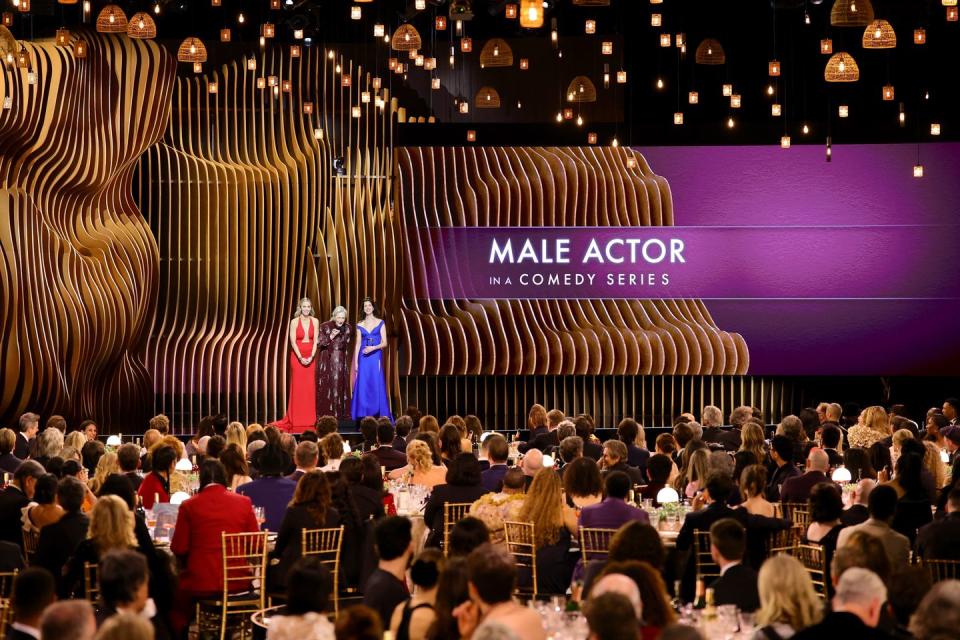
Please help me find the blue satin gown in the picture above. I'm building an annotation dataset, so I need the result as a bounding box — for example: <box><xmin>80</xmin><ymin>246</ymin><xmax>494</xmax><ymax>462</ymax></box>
<box><xmin>350</xmin><ymin>320</ymin><xmax>394</xmax><ymax>421</ymax></box>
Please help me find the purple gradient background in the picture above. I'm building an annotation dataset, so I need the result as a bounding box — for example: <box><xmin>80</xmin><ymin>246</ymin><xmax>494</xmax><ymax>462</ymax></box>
<box><xmin>639</xmin><ymin>143</ymin><xmax>960</xmax><ymax>375</ymax></box>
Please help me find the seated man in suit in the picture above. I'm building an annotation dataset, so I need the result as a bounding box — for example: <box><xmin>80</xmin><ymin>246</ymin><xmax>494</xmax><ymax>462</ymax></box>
<box><xmin>237</xmin><ymin>445</ymin><xmax>297</xmax><ymax>532</ymax></box>
<box><xmin>116</xmin><ymin>443</ymin><xmax>143</xmax><ymax>493</ymax></box>
<box><xmin>14</xmin><ymin>413</ymin><xmax>39</xmax><ymax>461</ymax></box>
<box><xmin>481</xmin><ymin>434</ymin><xmax>511</xmax><ymax>492</ymax></box>
<box><xmin>393</xmin><ymin>415</ymin><xmax>413</xmax><ymax>453</ymax></box>
<box><xmin>599</xmin><ymin>441</ymin><xmax>644</xmax><ymax>487</ymax></box>
<box><xmin>765</xmin><ymin>435</ymin><xmax>801</xmax><ymax>502</ymax></box>
<box><xmin>636</xmin><ymin>454</ymin><xmax>673</xmax><ymax>507</ymax></box>
<box><xmin>0</xmin><ymin>428</ymin><xmax>23</xmax><ymax>476</ymax></box>
<box><xmin>616</xmin><ymin>419</ymin><xmax>650</xmax><ymax>480</ymax></box>
<box><xmin>0</xmin><ymin>460</ymin><xmax>44</xmax><ymax>548</ymax></box>
<box><xmin>792</xmin><ymin>568</ymin><xmax>889</xmax><ymax>639</ymax></box>
<box><xmin>287</xmin><ymin>440</ymin><xmax>321</xmax><ymax>483</ymax></box>
<box><xmin>7</xmin><ymin>567</ymin><xmax>56</xmax><ymax>640</ymax></box>
<box><xmin>780</xmin><ymin>447</ymin><xmax>835</xmax><ymax>505</ymax></box>
<box><xmin>34</xmin><ymin>476</ymin><xmax>89</xmax><ymax>595</ymax></box>
<box><xmin>916</xmin><ymin>485</ymin><xmax>960</xmax><ymax>560</ymax></box>
<box><xmin>579</xmin><ymin>471</ymin><xmax>648</xmax><ymax>531</ymax></box>
<box><xmin>373</xmin><ymin>422</ymin><xmax>409</xmax><ymax>472</ymax></box>
<box><xmin>709</xmin><ymin>518</ymin><xmax>760</xmax><ymax>612</ymax></box>
<box><xmin>169</xmin><ymin>459</ymin><xmax>260</xmax><ymax>635</ymax></box>
<box><xmin>820</xmin><ymin>425</ymin><xmax>845</xmax><ymax>469</ymax></box>
<box><xmin>836</xmin><ymin>484</ymin><xmax>910</xmax><ymax>572</ymax></box>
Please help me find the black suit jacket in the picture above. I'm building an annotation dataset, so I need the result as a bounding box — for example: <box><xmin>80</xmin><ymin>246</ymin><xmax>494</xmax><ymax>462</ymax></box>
<box><xmin>841</xmin><ymin>504</ymin><xmax>869</xmax><ymax>527</ymax></box>
<box><xmin>823</xmin><ymin>448</ymin><xmax>844</xmax><ymax>468</ymax></box>
<box><xmin>519</xmin><ymin>429</ymin><xmax>559</xmax><ymax>454</ymax></box>
<box><xmin>350</xmin><ymin>484</ymin><xmax>386</xmax><ymax>523</ymax></box>
<box><xmin>603</xmin><ymin>462</ymin><xmax>644</xmax><ymax>487</ymax></box>
<box><xmin>625</xmin><ymin>445</ymin><xmax>650</xmax><ymax>479</ymax></box>
<box><xmin>583</xmin><ymin>440</ymin><xmax>603</xmax><ymax>461</ymax></box>
<box><xmin>372</xmin><ymin>446</ymin><xmax>408</xmax><ymax>472</ymax></box>
<box><xmin>34</xmin><ymin>512</ymin><xmax>89</xmax><ymax>592</ymax></box>
<box><xmin>702</xmin><ymin>427</ymin><xmax>724</xmax><ymax>444</ymax></box>
<box><xmin>780</xmin><ymin>471</ymin><xmax>834</xmax><ymax>505</ymax></box>
<box><xmin>717</xmin><ymin>429</ymin><xmax>742</xmax><ymax>452</ymax></box>
<box><xmin>0</xmin><ymin>486</ymin><xmax>29</xmax><ymax>548</ymax></box>
<box><xmin>792</xmin><ymin>611</ymin><xmax>893</xmax><ymax>640</ymax></box>
<box><xmin>0</xmin><ymin>453</ymin><xmax>22</xmax><ymax>476</ymax></box>
<box><xmin>392</xmin><ymin>437</ymin><xmax>407</xmax><ymax>453</ymax></box>
<box><xmin>6</xmin><ymin>626</ymin><xmax>40</xmax><ymax>640</ymax></box>
<box><xmin>12</xmin><ymin>434</ymin><xmax>30</xmax><ymax>461</ymax></box>
<box><xmin>0</xmin><ymin>541</ymin><xmax>25</xmax><ymax>573</ymax></box>
<box><xmin>916</xmin><ymin>512</ymin><xmax>960</xmax><ymax>560</ymax></box>
<box><xmin>423</xmin><ymin>483</ymin><xmax>489</xmax><ymax>548</ymax></box>
<box><xmin>123</xmin><ymin>471</ymin><xmax>143</xmax><ymax>493</ymax></box>
<box><xmin>711</xmin><ymin>563</ymin><xmax>760</xmax><ymax>612</ymax></box>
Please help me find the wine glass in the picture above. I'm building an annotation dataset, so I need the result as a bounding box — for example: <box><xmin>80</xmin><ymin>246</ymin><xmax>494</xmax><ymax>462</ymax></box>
<box><xmin>254</xmin><ymin>506</ymin><xmax>266</xmax><ymax>529</ymax></box>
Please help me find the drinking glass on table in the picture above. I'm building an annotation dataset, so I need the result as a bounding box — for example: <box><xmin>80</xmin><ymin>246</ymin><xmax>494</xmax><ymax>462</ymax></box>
<box><xmin>253</xmin><ymin>506</ymin><xmax>266</xmax><ymax>529</ymax></box>
<box><xmin>737</xmin><ymin>610</ymin><xmax>756</xmax><ymax>636</ymax></box>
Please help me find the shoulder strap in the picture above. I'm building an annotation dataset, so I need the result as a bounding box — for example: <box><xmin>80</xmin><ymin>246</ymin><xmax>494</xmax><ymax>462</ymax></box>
<box><xmin>760</xmin><ymin>625</ymin><xmax>784</xmax><ymax>640</ymax></box>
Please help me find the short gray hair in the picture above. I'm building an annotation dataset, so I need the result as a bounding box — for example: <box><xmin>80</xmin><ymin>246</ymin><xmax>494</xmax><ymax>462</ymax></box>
<box><xmin>295</xmin><ymin>440</ymin><xmax>320</xmax><ymax>467</ymax></box>
<box><xmin>40</xmin><ymin>600</ymin><xmax>95</xmax><ymax>640</ymax></box>
<box><xmin>909</xmin><ymin>580</ymin><xmax>960</xmax><ymax>640</ymax></box>
<box><xmin>686</xmin><ymin>420</ymin><xmax>703</xmax><ymax>441</ymax></box>
<box><xmin>18</xmin><ymin>412</ymin><xmax>39</xmax><ymax>433</ymax></box>
<box><xmin>331</xmin><ymin>305</ymin><xmax>348</xmax><ymax>320</ymax></box>
<box><xmin>834</xmin><ymin>567</ymin><xmax>887</xmax><ymax>608</ymax></box>
<box><xmin>777</xmin><ymin>415</ymin><xmax>805</xmax><ymax>441</ymax></box>
<box><xmin>38</xmin><ymin>427</ymin><xmax>64</xmax><ymax>458</ymax></box>
<box><xmin>603</xmin><ymin>440</ymin><xmax>628</xmax><ymax>462</ymax></box>
<box><xmin>559</xmin><ymin>436</ymin><xmax>583</xmax><ymax>463</ymax></box>
<box><xmin>702</xmin><ymin>406</ymin><xmax>723</xmax><ymax>427</ymax></box>
<box><xmin>730</xmin><ymin>406</ymin><xmax>753</xmax><ymax>428</ymax></box>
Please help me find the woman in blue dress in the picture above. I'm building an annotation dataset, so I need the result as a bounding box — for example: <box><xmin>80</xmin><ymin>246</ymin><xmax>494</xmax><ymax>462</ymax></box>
<box><xmin>350</xmin><ymin>297</ymin><xmax>394</xmax><ymax>421</ymax></box>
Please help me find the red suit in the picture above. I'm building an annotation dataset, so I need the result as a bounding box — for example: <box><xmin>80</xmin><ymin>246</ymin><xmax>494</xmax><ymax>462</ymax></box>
<box><xmin>275</xmin><ymin>317</ymin><xmax>317</xmax><ymax>433</ymax></box>
<box><xmin>169</xmin><ymin>483</ymin><xmax>260</xmax><ymax>633</ymax></box>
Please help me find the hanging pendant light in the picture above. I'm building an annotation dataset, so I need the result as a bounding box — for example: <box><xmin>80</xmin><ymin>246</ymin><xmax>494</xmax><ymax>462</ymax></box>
<box><xmin>565</xmin><ymin>76</ymin><xmax>598</xmax><ymax>103</ymax></box>
<box><xmin>824</xmin><ymin>52</ymin><xmax>859</xmax><ymax>81</ymax></box>
<box><xmin>830</xmin><ymin>0</ymin><xmax>874</xmax><ymax>27</ymax></box>
<box><xmin>96</xmin><ymin>4</ymin><xmax>128</xmax><ymax>32</ymax></box>
<box><xmin>177</xmin><ymin>37</ymin><xmax>207</xmax><ymax>63</ymax></box>
<box><xmin>391</xmin><ymin>24</ymin><xmax>421</xmax><ymax>51</ymax></box>
<box><xmin>862</xmin><ymin>19</ymin><xmax>896</xmax><ymax>48</ymax></box>
<box><xmin>127</xmin><ymin>12</ymin><xmax>157</xmax><ymax>39</ymax></box>
<box><xmin>519</xmin><ymin>0</ymin><xmax>543</xmax><ymax>28</ymax></box>
<box><xmin>695</xmin><ymin>38</ymin><xmax>725</xmax><ymax>64</ymax></box>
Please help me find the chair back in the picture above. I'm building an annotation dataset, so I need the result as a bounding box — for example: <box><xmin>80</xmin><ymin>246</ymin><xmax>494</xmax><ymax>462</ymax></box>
<box><xmin>221</xmin><ymin>531</ymin><xmax>269</xmax><ymax>601</ymax></box>
<box><xmin>693</xmin><ymin>530</ymin><xmax>721</xmax><ymax>582</ymax></box>
<box><xmin>579</xmin><ymin>528</ymin><xmax>617</xmax><ymax>566</ymax></box>
<box><xmin>767</xmin><ymin>526</ymin><xmax>800</xmax><ymax>556</ymax></box>
<box><xmin>22</xmin><ymin>530</ymin><xmax>39</xmax><ymax>560</ymax></box>
<box><xmin>0</xmin><ymin>571</ymin><xmax>16</xmax><ymax>600</ymax></box>
<box><xmin>793</xmin><ymin>544</ymin><xmax>827</xmax><ymax>596</ymax></box>
<box><xmin>84</xmin><ymin>563</ymin><xmax>99</xmax><ymax>602</ymax></box>
<box><xmin>781</xmin><ymin>503</ymin><xmax>809</xmax><ymax>529</ymax></box>
<box><xmin>302</xmin><ymin>526</ymin><xmax>344</xmax><ymax>614</ymax></box>
<box><xmin>443</xmin><ymin>503</ymin><xmax>474</xmax><ymax>555</ymax></box>
<box><xmin>503</xmin><ymin>520</ymin><xmax>537</xmax><ymax>599</ymax></box>
<box><xmin>924</xmin><ymin>559</ymin><xmax>960</xmax><ymax>583</ymax></box>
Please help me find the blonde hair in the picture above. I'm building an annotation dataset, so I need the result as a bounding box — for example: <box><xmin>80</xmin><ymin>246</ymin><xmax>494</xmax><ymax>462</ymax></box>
<box><xmin>756</xmin><ymin>555</ymin><xmax>823</xmax><ymax>630</ymax></box>
<box><xmin>862</xmin><ymin>405</ymin><xmax>891</xmax><ymax>436</ymax></box>
<box><xmin>225</xmin><ymin>422</ymin><xmax>247</xmax><ymax>452</ymax></box>
<box><xmin>88</xmin><ymin>495</ymin><xmax>137</xmax><ymax>554</ymax></box>
<box><xmin>739</xmin><ymin>422</ymin><xmax>767</xmax><ymax>464</ymax></box>
<box><xmin>89</xmin><ymin>452</ymin><xmax>119</xmax><ymax>493</ymax></box>
<box><xmin>64</xmin><ymin>431</ymin><xmax>86</xmax><ymax>452</ymax></box>
<box><xmin>518</xmin><ymin>468</ymin><xmax>565</xmax><ymax>548</ymax></box>
<box><xmin>527</xmin><ymin>404</ymin><xmax>548</xmax><ymax>430</ymax></box>
<box><xmin>154</xmin><ymin>434</ymin><xmax>185</xmax><ymax>460</ymax></box>
<box><xmin>406</xmin><ymin>440</ymin><xmax>434</xmax><ymax>472</ymax></box>
<box><xmin>331</xmin><ymin>305</ymin><xmax>348</xmax><ymax>320</ymax></box>
<box><xmin>419</xmin><ymin>415</ymin><xmax>440</xmax><ymax>434</ymax></box>
<box><xmin>674</xmin><ymin>448</ymin><xmax>709</xmax><ymax>492</ymax></box>
<box><xmin>148</xmin><ymin>414</ymin><xmax>170</xmax><ymax>435</ymax></box>
<box><xmin>246</xmin><ymin>423</ymin><xmax>265</xmax><ymax>437</ymax></box>
<box><xmin>892</xmin><ymin>429</ymin><xmax>913</xmax><ymax>450</ymax></box>
<box><xmin>296</xmin><ymin>297</ymin><xmax>314</xmax><ymax>316</ymax></box>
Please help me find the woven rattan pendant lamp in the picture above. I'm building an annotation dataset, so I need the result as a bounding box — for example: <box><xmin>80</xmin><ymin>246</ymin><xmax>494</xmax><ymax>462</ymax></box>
<box><xmin>127</xmin><ymin>12</ymin><xmax>157</xmax><ymax>39</ymax></box>
<box><xmin>862</xmin><ymin>19</ymin><xmax>895</xmax><ymax>48</ymax></box>
<box><xmin>566</xmin><ymin>75</ymin><xmax>597</xmax><ymax>102</ymax></box>
<box><xmin>475</xmin><ymin>86</ymin><xmax>501</xmax><ymax>108</ymax></box>
<box><xmin>824</xmin><ymin>52</ymin><xmax>860</xmax><ymax>81</ymax></box>
<box><xmin>479</xmin><ymin>38</ymin><xmax>513</xmax><ymax>68</ymax></box>
<box><xmin>391</xmin><ymin>24</ymin><xmax>421</xmax><ymax>51</ymax></box>
<box><xmin>177</xmin><ymin>37</ymin><xmax>207</xmax><ymax>63</ymax></box>
<box><xmin>830</xmin><ymin>0</ymin><xmax>874</xmax><ymax>27</ymax></box>
<box><xmin>695</xmin><ymin>38</ymin><xmax>725</xmax><ymax>64</ymax></box>
<box><xmin>96</xmin><ymin>5</ymin><xmax>127</xmax><ymax>33</ymax></box>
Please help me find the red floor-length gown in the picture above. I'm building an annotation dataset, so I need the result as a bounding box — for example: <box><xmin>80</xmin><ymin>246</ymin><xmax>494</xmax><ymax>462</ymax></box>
<box><xmin>275</xmin><ymin>318</ymin><xmax>317</xmax><ymax>433</ymax></box>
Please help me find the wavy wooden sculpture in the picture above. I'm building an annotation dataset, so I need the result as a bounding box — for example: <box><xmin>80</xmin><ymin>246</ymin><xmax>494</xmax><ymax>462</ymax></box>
<box><xmin>0</xmin><ymin>32</ymin><xmax>173</xmax><ymax>427</ymax></box>
<box><xmin>138</xmin><ymin>46</ymin><xmax>399</xmax><ymax>429</ymax></box>
<box><xmin>395</xmin><ymin>146</ymin><xmax>750</xmax><ymax>376</ymax></box>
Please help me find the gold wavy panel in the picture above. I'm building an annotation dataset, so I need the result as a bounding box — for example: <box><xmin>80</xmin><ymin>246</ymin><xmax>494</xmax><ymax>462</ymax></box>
<box><xmin>396</xmin><ymin>146</ymin><xmax>750</xmax><ymax>377</ymax></box>
<box><xmin>0</xmin><ymin>33</ymin><xmax>173</xmax><ymax>427</ymax></box>
<box><xmin>138</xmin><ymin>46</ymin><xmax>400</xmax><ymax>430</ymax></box>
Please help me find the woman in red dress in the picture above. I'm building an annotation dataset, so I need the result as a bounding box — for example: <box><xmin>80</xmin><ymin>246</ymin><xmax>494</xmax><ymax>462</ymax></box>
<box><xmin>275</xmin><ymin>297</ymin><xmax>320</xmax><ymax>433</ymax></box>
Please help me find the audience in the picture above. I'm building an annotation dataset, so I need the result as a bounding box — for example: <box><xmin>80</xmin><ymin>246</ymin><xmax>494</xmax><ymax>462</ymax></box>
<box><xmin>596</xmin><ymin>560</ymin><xmax>676</xmax><ymax>635</ymax></box>
<box><xmin>389</xmin><ymin>549</ymin><xmax>444</xmax><ymax>640</ymax></box>
<box><xmin>8</xmin><ymin>568</ymin><xmax>57</xmax><ymax>640</ymax></box>
<box><xmin>766</xmin><ymin>435</ymin><xmax>801</xmax><ymax>501</ymax></box>
<box><xmin>136</xmin><ymin>445</ymin><xmax>176</xmax><ymax>510</ymax></box>
<box><xmin>447</xmin><ymin>517</ymin><xmax>490</xmax><ymax>559</ymax></box>
<box><xmin>35</xmin><ymin>477</ymin><xmax>90</xmax><ymax>592</ymax></box>
<box><xmin>516</xmin><ymin>468</ymin><xmax>576</xmax><ymax>595</ymax></box>
<box><xmin>738</xmin><ymin>465</ymin><xmax>776</xmax><ymax>517</ymax></box>
<box><xmin>480</xmin><ymin>435</ymin><xmax>510</xmax><ymax>492</ymax></box>
<box><xmin>271</xmin><ymin>470</ymin><xmax>340</xmax><ymax>589</ymax></box>
<box><xmin>363</xmin><ymin>516</ymin><xmax>413</xmax><ymax>628</ymax></box>
<box><xmin>792</xmin><ymin>568</ymin><xmax>888</xmax><ymax>638</ymax></box>
<box><xmin>578</xmin><ymin>471</ymin><xmax>648</xmax><ymax>530</ymax></box>
<box><xmin>391</xmin><ymin>440</ymin><xmax>447</xmax><ymax>489</ymax></box>
<box><xmin>469</xmin><ymin>467</ymin><xmax>526</xmax><ymax>545</ymax></box>
<box><xmin>0</xmin><ymin>460</ymin><xmax>44</xmax><ymax>547</ymax></box>
<box><xmin>754</xmin><ymin>554</ymin><xmax>823</xmax><ymax>639</ymax></box>
<box><xmin>562</xmin><ymin>457</ymin><xmax>603</xmax><ymax>511</ymax></box>
<box><xmin>288</xmin><ymin>441</ymin><xmax>321</xmax><ymax>482</ymax></box>
<box><xmin>841</xmin><ymin>478</ymin><xmax>875</xmax><ymax>526</ymax></box>
<box><xmin>708</xmin><ymin>518</ymin><xmax>760</xmax><ymax>612</ymax></box>
<box><xmin>268</xmin><ymin>556</ymin><xmax>335</xmax><ymax>640</ymax></box>
<box><xmin>424</xmin><ymin>454</ymin><xmax>489</xmax><ymax>549</ymax></box>
<box><xmin>455</xmin><ymin>544</ymin><xmax>545</xmax><ymax>640</ymax></box>
<box><xmin>916</xmin><ymin>486</ymin><xmax>960</xmax><ymax>560</ymax></box>
<box><xmin>335</xmin><ymin>605</ymin><xmax>382</xmax><ymax>640</ymax></box>
<box><xmin>62</xmin><ymin>495</ymin><xmax>136</xmax><ymax>598</ymax></box>
<box><xmin>836</xmin><ymin>484</ymin><xmax>910</xmax><ymax>571</ymax></box>
<box><xmin>39</xmin><ymin>600</ymin><xmax>96</xmax><ymax>640</ymax></box>
<box><xmin>168</xmin><ymin>459</ymin><xmax>259</xmax><ymax>634</ymax></box>
<box><xmin>616</xmin><ymin>418</ymin><xmax>649</xmax><ymax>478</ymax></box>
<box><xmin>96</xmin><ymin>549</ymin><xmax>169</xmax><ymax>640</ymax></box>
<box><xmin>237</xmin><ymin>445</ymin><xmax>298</xmax><ymax>532</ymax></box>
<box><xmin>780</xmin><ymin>448</ymin><xmax>833</xmax><ymax>504</ymax></box>
<box><xmin>582</xmin><ymin>521</ymin><xmax>665</xmax><ymax>596</ymax></box>
<box><xmin>600</xmin><ymin>440</ymin><xmax>644</xmax><ymax>486</ymax></box>
<box><xmin>0</xmin><ymin>428</ymin><xmax>24</xmax><ymax>475</ymax></box>
<box><xmin>909</xmin><ymin>580</ymin><xmax>960</xmax><ymax>640</ymax></box>
<box><xmin>636</xmin><ymin>453</ymin><xmax>672</xmax><ymax>506</ymax></box>
<box><xmin>588</xmin><ymin>575</ymin><xmax>642</xmax><ymax>637</ymax></box>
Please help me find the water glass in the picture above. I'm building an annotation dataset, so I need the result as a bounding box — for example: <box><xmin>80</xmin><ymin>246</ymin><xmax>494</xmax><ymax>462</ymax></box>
<box><xmin>254</xmin><ymin>506</ymin><xmax>266</xmax><ymax>528</ymax></box>
<box><xmin>738</xmin><ymin>610</ymin><xmax>757</xmax><ymax>635</ymax></box>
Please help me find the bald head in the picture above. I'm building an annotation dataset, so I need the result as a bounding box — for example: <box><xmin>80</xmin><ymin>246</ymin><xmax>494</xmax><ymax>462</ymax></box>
<box><xmin>520</xmin><ymin>449</ymin><xmax>543</xmax><ymax>476</ymax></box>
<box><xmin>806</xmin><ymin>447</ymin><xmax>829</xmax><ymax>472</ymax></box>
<box><xmin>592</xmin><ymin>573</ymin><xmax>642</xmax><ymax>620</ymax></box>
<box><xmin>827</xmin><ymin>403</ymin><xmax>843</xmax><ymax>422</ymax></box>
<box><xmin>854</xmin><ymin>479</ymin><xmax>876</xmax><ymax>506</ymax></box>
<box><xmin>40</xmin><ymin>600</ymin><xmax>95</xmax><ymax>640</ymax></box>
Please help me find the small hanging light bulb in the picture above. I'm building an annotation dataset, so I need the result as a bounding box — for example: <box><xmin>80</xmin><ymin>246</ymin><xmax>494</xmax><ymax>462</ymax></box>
<box><xmin>656</xmin><ymin>77</ymin><xmax>664</xmax><ymax>90</ymax></box>
<box><xmin>802</xmin><ymin>123</ymin><xmax>810</xmax><ymax>135</ymax></box>
<box><xmin>238</xmin><ymin>12</ymin><xmax>245</xmax><ymax>23</ymax></box>
<box><xmin>826</xmin><ymin>136</ymin><xmax>832</xmax><ymax>162</ymax></box>
<box><xmin>576</xmin><ymin>115</ymin><xmax>583</xmax><ymax>126</ymax></box>
<box><xmin>611</xmin><ymin>137</ymin><xmax>619</xmax><ymax>148</ymax></box>
<box><xmin>781</xmin><ymin>135</ymin><xmax>791</xmax><ymax>148</ymax></box>
<box><xmin>555</xmin><ymin>111</ymin><xmax>563</xmax><ymax>123</ymax></box>
<box><xmin>766</xmin><ymin>84</ymin><xmax>774</xmax><ymax>96</ymax></box>
<box><xmin>727</xmin><ymin>117</ymin><xmax>735</xmax><ymax>128</ymax></box>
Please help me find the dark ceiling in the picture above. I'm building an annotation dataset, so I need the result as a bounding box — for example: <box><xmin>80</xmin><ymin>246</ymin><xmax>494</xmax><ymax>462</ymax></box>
<box><xmin>10</xmin><ymin>0</ymin><xmax>959</xmax><ymax>146</ymax></box>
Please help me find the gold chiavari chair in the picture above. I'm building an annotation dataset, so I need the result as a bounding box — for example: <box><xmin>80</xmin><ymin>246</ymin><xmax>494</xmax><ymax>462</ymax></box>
<box><xmin>301</xmin><ymin>526</ymin><xmax>344</xmax><ymax>614</ymax></box>
<box><xmin>196</xmin><ymin>531</ymin><xmax>269</xmax><ymax>640</ymax></box>
<box><xmin>781</xmin><ymin>503</ymin><xmax>809</xmax><ymax>530</ymax></box>
<box><xmin>83</xmin><ymin>563</ymin><xmax>99</xmax><ymax>603</ymax></box>
<box><xmin>924</xmin><ymin>559</ymin><xmax>960</xmax><ymax>583</ymax></box>
<box><xmin>579</xmin><ymin>528</ymin><xmax>617</xmax><ymax>566</ymax></box>
<box><xmin>793</xmin><ymin>544</ymin><xmax>827</xmax><ymax>596</ymax></box>
<box><xmin>0</xmin><ymin>600</ymin><xmax>9</xmax><ymax>639</ymax></box>
<box><xmin>693</xmin><ymin>531</ymin><xmax>721</xmax><ymax>583</ymax></box>
<box><xmin>503</xmin><ymin>520</ymin><xmax>537</xmax><ymax>600</ymax></box>
<box><xmin>0</xmin><ymin>569</ymin><xmax>18</xmax><ymax>636</ymax></box>
<box><xmin>21</xmin><ymin>530</ymin><xmax>39</xmax><ymax>563</ymax></box>
<box><xmin>767</xmin><ymin>526</ymin><xmax>801</xmax><ymax>556</ymax></box>
<box><xmin>443</xmin><ymin>503</ymin><xmax>474</xmax><ymax>555</ymax></box>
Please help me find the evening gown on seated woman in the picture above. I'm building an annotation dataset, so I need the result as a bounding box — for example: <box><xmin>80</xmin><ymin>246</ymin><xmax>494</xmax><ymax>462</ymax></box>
<box><xmin>276</xmin><ymin>318</ymin><xmax>317</xmax><ymax>433</ymax></box>
<box><xmin>350</xmin><ymin>320</ymin><xmax>393</xmax><ymax>421</ymax></box>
